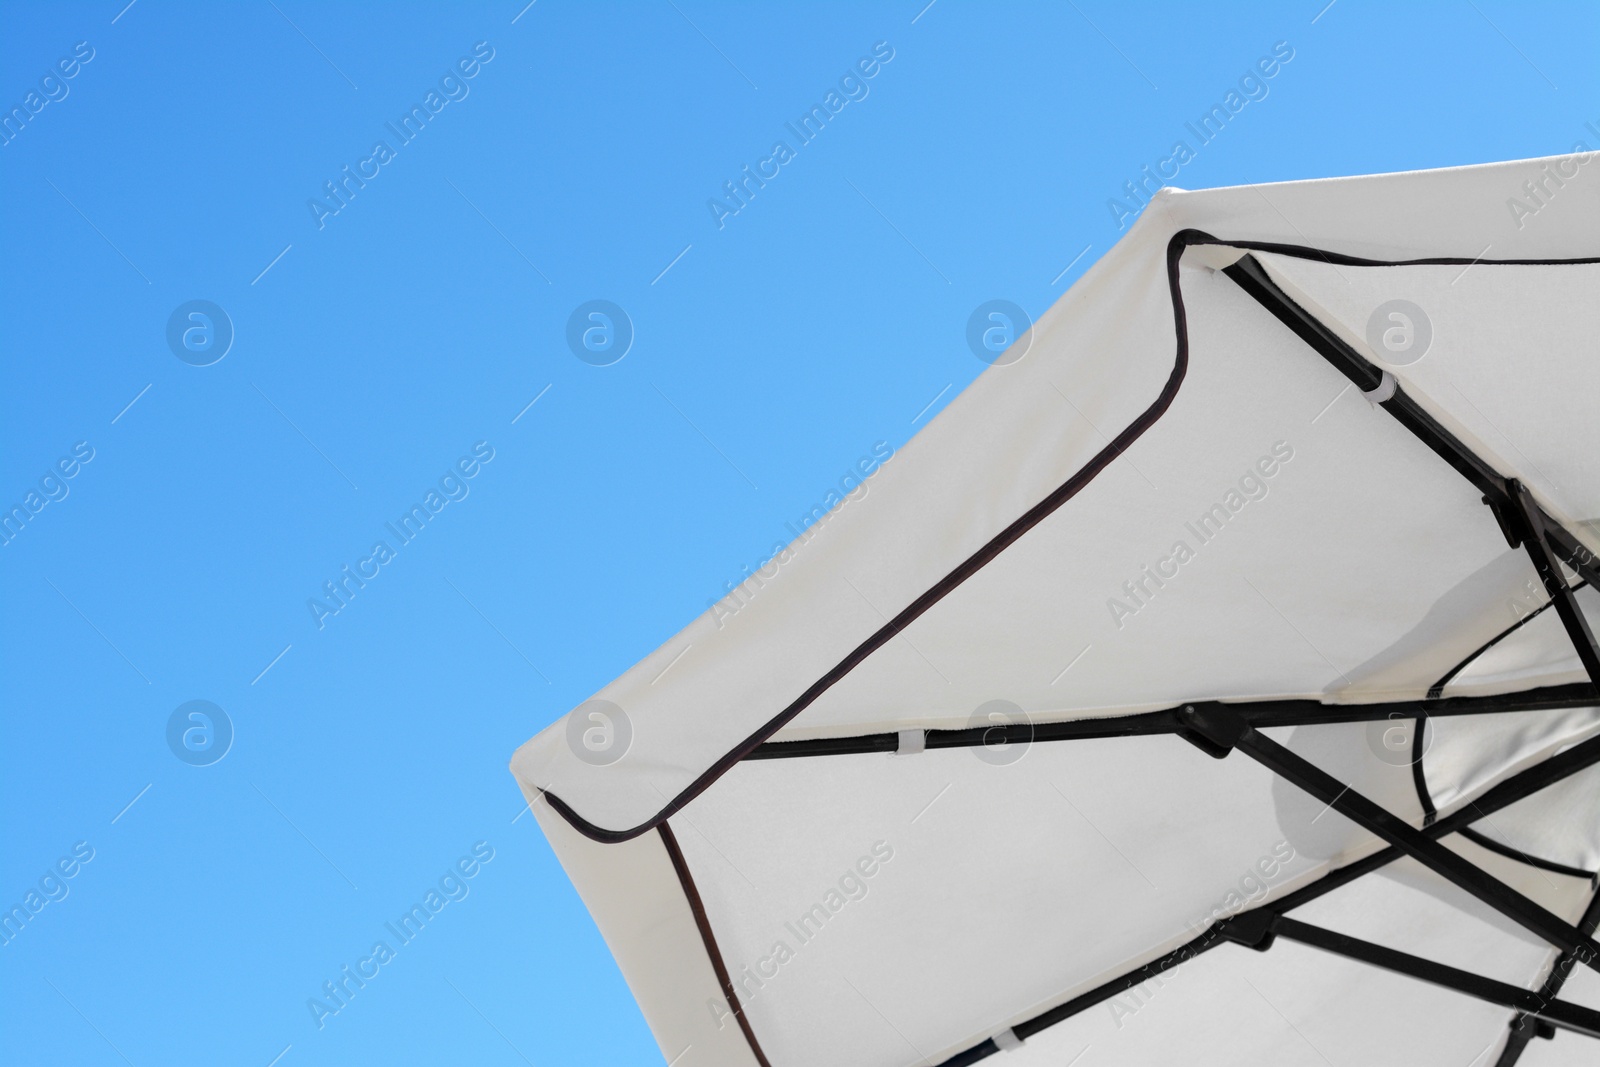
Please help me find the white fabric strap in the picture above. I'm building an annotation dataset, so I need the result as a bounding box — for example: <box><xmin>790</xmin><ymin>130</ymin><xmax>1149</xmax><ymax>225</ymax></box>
<box><xmin>993</xmin><ymin>1028</ymin><xmax>1024</xmax><ymax>1051</ymax></box>
<box><xmin>1362</xmin><ymin>370</ymin><xmax>1397</xmax><ymax>404</ymax></box>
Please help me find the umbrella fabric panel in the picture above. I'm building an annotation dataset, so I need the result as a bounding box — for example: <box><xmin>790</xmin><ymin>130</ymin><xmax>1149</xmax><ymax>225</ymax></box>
<box><xmin>632</xmin><ymin>717</ymin><xmax>1600</xmax><ymax>1065</ymax></box>
<box><xmin>1258</xmin><ymin>722</ymin><xmax>1430</xmax><ymax>865</ymax></box>
<box><xmin>668</xmin><ymin>734</ymin><xmax>1314</xmax><ymax>1066</ymax></box>
<box><xmin>528</xmin><ymin>795</ymin><xmax>764</xmax><ymax>1067</ymax></box>
<box><xmin>1154</xmin><ymin>158</ymin><xmax>1600</xmax><ymax>266</ymax></box>
<box><xmin>979</xmin><ymin>845</ymin><xmax>1597</xmax><ymax>1067</ymax></box>
<box><xmin>1249</xmin><ymin>255</ymin><xmax>1600</xmax><ymax>546</ymax></box>
<box><xmin>512</xmin><ymin>208</ymin><xmax>1187</xmax><ymax>837</ymax></box>
<box><xmin>662</xmin><ymin>722</ymin><xmax>1600</xmax><ymax>1066</ymax></box>
<box><xmin>1561</xmin><ymin>963</ymin><xmax>1600</xmax><ymax>1010</ymax></box>
<box><xmin>991</xmin><ymin>936</ymin><xmax>1535</xmax><ymax>1067</ymax></box>
<box><xmin>1425</xmin><ymin>705</ymin><xmax>1600</xmax><ymax>818</ymax></box>
<box><xmin>1444</xmin><ymin>590</ymin><xmax>1600</xmax><ymax>699</ymax></box>
<box><xmin>1287</xmin><ymin>843</ymin><xmax>1595</xmax><ymax>988</ymax></box>
<box><xmin>511</xmin><ymin>155</ymin><xmax>1600</xmax><ymax>1067</ymax></box>
<box><xmin>786</xmin><ymin>264</ymin><xmax>1534</xmax><ymax>745</ymax></box>
<box><xmin>1460</xmin><ymin>764</ymin><xmax>1600</xmax><ymax>875</ymax></box>
<box><xmin>1522</xmin><ymin>1034</ymin><xmax>1600</xmax><ymax>1065</ymax></box>
<box><xmin>514</xmin><ymin>156</ymin><xmax>1600</xmax><ymax>843</ymax></box>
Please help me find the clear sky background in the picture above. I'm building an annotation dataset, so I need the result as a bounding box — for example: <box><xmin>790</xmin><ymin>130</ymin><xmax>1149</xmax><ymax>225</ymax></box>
<box><xmin>2</xmin><ymin>1</ymin><xmax>1597</xmax><ymax>1064</ymax></box>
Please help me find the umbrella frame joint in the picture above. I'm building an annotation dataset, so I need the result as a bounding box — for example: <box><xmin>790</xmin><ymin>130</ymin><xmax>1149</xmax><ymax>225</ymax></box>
<box><xmin>1504</xmin><ymin>478</ymin><xmax>1600</xmax><ymax>687</ymax></box>
<box><xmin>1199</xmin><ymin>704</ymin><xmax>1600</xmax><ymax>970</ymax></box>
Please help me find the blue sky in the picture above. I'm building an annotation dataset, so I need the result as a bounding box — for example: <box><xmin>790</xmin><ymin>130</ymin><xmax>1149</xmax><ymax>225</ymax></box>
<box><xmin>1</xmin><ymin>1</ymin><xmax>1596</xmax><ymax>1064</ymax></box>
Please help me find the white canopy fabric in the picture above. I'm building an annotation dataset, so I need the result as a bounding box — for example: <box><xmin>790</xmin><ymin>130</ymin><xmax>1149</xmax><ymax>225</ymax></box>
<box><xmin>512</xmin><ymin>154</ymin><xmax>1600</xmax><ymax>1067</ymax></box>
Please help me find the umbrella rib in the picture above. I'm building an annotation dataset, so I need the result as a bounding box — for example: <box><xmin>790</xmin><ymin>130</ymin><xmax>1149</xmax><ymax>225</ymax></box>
<box><xmin>934</xmin><ymin>913</ymin><xmax>1600</xmax><ymax>1061</ymax></box>
<box><xmin>1220</xmin><ymin>251</ymin><xmax>1600</xmax><ymax>594</ymax></box>
<box><xmin>1425</xmin><ymin>583</ymin><xmax>1587</xmax><ymax>702</ymax></box>
<box><xmin>1180</xmin><ymin>704</ymin><xmax>1600</xmax><ymax>968</ymax></box>
<box><xmin>1503</xmin><ymin>480</ymin><xmax>1600</xmax><ymax>687</ymax></box>
<box><xmin>1256</xmin><ymin>916</ymin><xmax>1600</xmax><ymax>1041</ymax></box>
<box><xmin>545</xmin><ymin>235</ymin><xmax>1600</xmax><ymax>1065</ymax></box>
<box><xmin>538</xmin><ymin>239</ymin><xmax>1600</xmax><ymax>846</ymax></box>
<box><xmin>930</xmin><ymin>726</ymin><xmax>1600</xmax><ymax>1065</ymax></box>
<box><xmin>536</xmin><ymin>229</ymin><xmax>1215</xmax><ymax>843</ymax></box>
<box><xmin>1494</xmin><ymin>887</ymin><xmax>1600</xmax><ymax>1065</ymax></box>
<box><xmin>745</xmin><ymin>684</ymin><xmax>1600</xmax><ymax>759</ymax></box>
<box><xmin>860</xmin><ymin>243</ymin><xmax>1600</xmax><ymax>1064</ymax></box>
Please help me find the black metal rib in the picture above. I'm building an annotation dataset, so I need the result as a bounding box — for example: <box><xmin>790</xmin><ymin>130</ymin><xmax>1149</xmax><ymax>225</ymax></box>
<box><xmin>1543</xmin><ymin>524</ymin><xmax>1600</xmax><ymax>591</ymax></box>
<box><xmin>747</xmin><ymin>685</ymin><xmax>1599</xmax><ymax>760</ymax></box>
<box><xmin>1496</xmin><ymin>888</ymin><xmax>1600</xmax><ymax>1065</ymax></box>
<box><xmin>1223</xmin><ymin>255</ymin><xmax>1508</xmax><ymax>504</ymax></box>
<box><xmin>1424</xmin><ymin>584</ymin><xmax>1588</xmax><ymax>702</ymax></box>
<box><xmin>923</xmin><ymin>243</ymin><xmax>1600</xmax><ymax>1067</ymax></box>
<box><xmin>540</xmin><ymin>229</ymin><xmax>1216</xmax><ymax>843</ymax></box>
<box><xmin>1181</xmin><ymin>704</ymin><xmax>1600</xmax><ymax>967</ymax></box>
<box><xmin>931</xmin><ymin>729</ymin><xmax>1600</xmax><ymax>1066</ymax></box>
<box><xmin>1507</xmin><ymin>481</ymin><xmax>1600</xmax><ymax>688</ymax></box>
<box><xmin>1221</xmin><ymin>252</ymin><xmax>1600</xmax><ymax>591</ymax></box>
<box><xmin>541</xmin><ymin>240</ymin><xmax>1600</xmax><ymax>844</ymax></box>
<box><xmin>1010</xmin><ymin>930</ymin><xmax>1222</xmax><ymax>1042</ymax></box>
<box><xmin>1268</xmin><ymin>916</ymin><xmax>1600</xmax><ymax>1040</ymax></box>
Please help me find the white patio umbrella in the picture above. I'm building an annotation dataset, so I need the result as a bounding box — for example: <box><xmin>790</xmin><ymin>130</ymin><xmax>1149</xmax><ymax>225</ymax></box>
<box><xmin>512</xmin><ymin>153</ymin><xmax>1600</xmax><ymax>1067</ymax></box>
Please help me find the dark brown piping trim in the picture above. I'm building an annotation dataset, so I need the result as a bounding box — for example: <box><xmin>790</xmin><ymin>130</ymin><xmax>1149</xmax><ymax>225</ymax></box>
<box><xmin>658</xmin><ymin>823</ymin><xmax>774</xmax><ymax>1067</ymax></box>
<box><xmin>541</xmin><ymin>228</ymin><xmax>1213</xmax><ymax>842</ymax></box>
<box><xmin>1195</xmin><ymin>238</ymin><xmax>1600</xmax><ymax>269</ymax></box>
<box><xmin>1458</xmin><ymin>826</ymin><xmax>1600</xmax><ymax>886</ymax></box>
<box><xmin>1414</xmin><ymin>581</ymin><xmax>1592</xmax><ymax>826</ymax></box>
<box><xmin>544</xmin><ymin>238</ymin><xmax>1600</xmax><ymax>844</ymax></box>
<box><xmin>1427</xmin><ymin>588</ymin><xmax>1587</xmax><ymax>702</ymax></box>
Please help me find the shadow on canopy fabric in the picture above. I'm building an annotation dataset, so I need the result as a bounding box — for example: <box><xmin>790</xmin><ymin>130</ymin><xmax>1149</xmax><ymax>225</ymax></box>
<box><xmin>511</xmin><ymin>154</ymin><xmax>1600</xmax><ymax>1067</ymax></box>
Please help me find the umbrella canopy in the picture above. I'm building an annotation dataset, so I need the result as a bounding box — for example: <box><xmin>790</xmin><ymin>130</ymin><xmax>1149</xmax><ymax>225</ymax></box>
<box><xmin>511</xmin><ymin>153</ymin><xmax>1600</xmax><ymax>1067</ymax></box>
